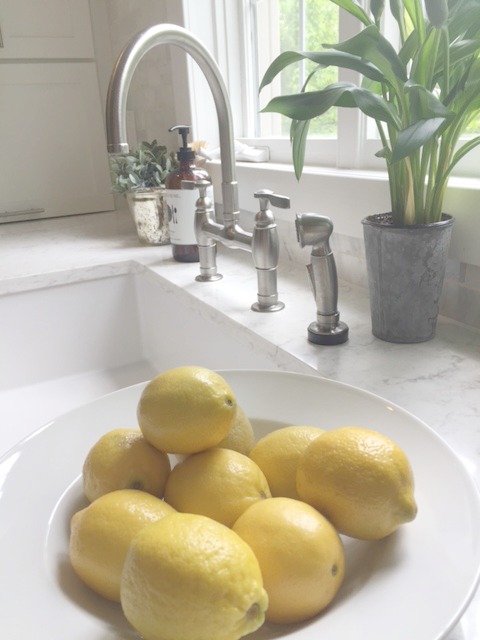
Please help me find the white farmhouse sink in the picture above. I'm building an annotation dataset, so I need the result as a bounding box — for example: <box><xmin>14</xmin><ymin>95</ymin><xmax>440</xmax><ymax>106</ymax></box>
<box><xmin>0</xmin><ymin>270</ymin><xmax>278</xmax><ymax>455</ymax></box>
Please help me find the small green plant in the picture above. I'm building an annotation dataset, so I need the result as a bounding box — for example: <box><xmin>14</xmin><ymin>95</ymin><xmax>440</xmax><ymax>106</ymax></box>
<box><xmin>260</xmin><ymin>0</ymin><xmax>480</xmax><ymax>226</ymax></box>
<box><xmin>110</xmin><ymin>140</ymin><xmax>178</xmax><ymax>194</ymax></box>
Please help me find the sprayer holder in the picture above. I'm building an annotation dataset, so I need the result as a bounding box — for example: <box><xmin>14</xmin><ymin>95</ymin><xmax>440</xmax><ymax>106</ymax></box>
<box><xmin>295</xmin><ymin>213</ymin><xmax>349</xmax><ymax>345</ymax></box>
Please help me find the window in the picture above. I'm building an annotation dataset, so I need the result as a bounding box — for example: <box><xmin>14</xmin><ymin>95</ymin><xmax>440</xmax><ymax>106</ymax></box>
<box><xmin>240</xmin><ymin>0</ymin><xmax>480</xmax><ymax>176</ymax></box>
<box><xmin>179</xmin><ymin>0</ymin><xmax>480</xmax><ymax>267</ymax></box>
<box><xmin>254</xmin><ymin>0</ymin><xmax>339</xmax><ymax>139</ymax></box>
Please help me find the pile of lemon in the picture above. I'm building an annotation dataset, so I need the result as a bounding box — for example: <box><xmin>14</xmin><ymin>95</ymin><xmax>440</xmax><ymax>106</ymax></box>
<box><xmin>69</xmin><ymin>366</ymin><xmax>417</xmax><ymax>640</ymax></box>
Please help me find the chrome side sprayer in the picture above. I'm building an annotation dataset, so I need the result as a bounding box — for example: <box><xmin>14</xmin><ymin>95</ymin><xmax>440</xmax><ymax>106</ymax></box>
<box><xmin>295</xmin><ymin>213</ymin><xmax>349</xmax><ymax>345</ymax></box>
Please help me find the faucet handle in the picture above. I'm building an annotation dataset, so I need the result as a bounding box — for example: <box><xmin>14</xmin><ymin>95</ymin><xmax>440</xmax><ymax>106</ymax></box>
<box><xmin>181</xmin><ymin>179</ymin><xmax>210</xmax><ymax>196</ymax></box>
<box><xmin>254</xmin><ymin>189</ymin><xmax>290</xmax><ymax>211</ymax></box>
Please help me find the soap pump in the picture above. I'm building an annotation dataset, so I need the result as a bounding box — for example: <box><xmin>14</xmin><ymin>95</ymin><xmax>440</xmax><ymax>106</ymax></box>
<box><xmin>164</xmin><ymin>125</ymin><xmax>213</xmax><ymax>263</ymax></box>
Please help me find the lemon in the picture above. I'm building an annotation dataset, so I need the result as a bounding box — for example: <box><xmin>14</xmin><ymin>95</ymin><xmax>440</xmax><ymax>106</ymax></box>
<box><xmin>233</xmin><ymin>497</ymin><xmax>345</xmax><ymax>624</ymax></box>
<box><xmin>137</xmin><ymin>366</ymin><xmax>237</xmax><ymax>454</ymax></box>
<box><xmin>69</xmin><ymin>489</ymin><xmax>175</xmax><ymax>601</ymax></box>
<box><xmin>249</xmin><ymin>425</ymin><xmax>325</xmax><ymax>498</ymax></box>
<box><xmin>296</xmin><ymin>426</ymin><xmax>417</xmax><ymax>540</ymax></box>
<box><xmin>164</xmin><ymin>448</ymin><xmax>271</xmax><ymax>527</ymax></box>
<box><xmin>217</xmin><ymin>405</ymin><xmax>255</xmax><ymax>455</ymax></box>
<box><xmin>120</xmin><ymin>512</ymin><xmax>268</xmax><ymax>640</ymax></box>
<box><xmin>82</xmin><ymin>428</ymin><xmax>171</xmax><ymax>502</ymax></box>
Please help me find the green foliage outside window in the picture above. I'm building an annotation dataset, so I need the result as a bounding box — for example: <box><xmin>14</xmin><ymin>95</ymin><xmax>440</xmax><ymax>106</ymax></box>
<box><xmin>278</xmin><ymin>0</ymin><xmax>339</xmax><ymax>137</ymax></box>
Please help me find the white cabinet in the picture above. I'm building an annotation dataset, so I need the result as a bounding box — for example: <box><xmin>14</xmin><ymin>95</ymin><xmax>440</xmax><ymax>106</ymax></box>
<box><xmin>0</xmin><ymin>0</ymin><xmax>94</xmax><ymax>59</ymax></box>
<box><xmin>0</xmin><ymin>63</ymin><xmax>114</xmax><ymax>221</ymax></box>
<box><xmin>0</xmin><ymin>0</ymin><xmax>114</xmax><ymax>222</ymax></box>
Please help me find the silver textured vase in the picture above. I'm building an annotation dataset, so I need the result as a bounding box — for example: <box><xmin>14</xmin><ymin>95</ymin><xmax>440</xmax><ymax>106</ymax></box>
<box><xmin>126</xmin><ymin>187</ymin><xmax>170</xmax><ymax>245</ymax></box>
<box><xmin>362</xmin><ymin>213</ymin><xmax>454</xmax><ymax>343</ymax></box>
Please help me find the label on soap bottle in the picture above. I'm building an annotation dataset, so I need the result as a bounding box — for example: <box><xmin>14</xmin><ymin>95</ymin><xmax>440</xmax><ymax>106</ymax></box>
<box><xmin>165</xmin><ymin>186</ymin><xmax>214</xmax><ymax>246</ymax></box>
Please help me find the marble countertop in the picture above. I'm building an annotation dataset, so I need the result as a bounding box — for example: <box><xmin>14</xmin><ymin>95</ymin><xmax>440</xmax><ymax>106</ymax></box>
<box><xmin>1</xmin><ymin>209</ymin><xmax>480</xmax><ymax>639</ymax></box>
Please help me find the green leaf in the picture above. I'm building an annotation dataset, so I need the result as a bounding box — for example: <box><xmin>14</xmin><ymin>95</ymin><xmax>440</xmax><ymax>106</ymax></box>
<box><xmin>410</xmin><ymin>25</ymin><xmax>441</xmax><ymax>88</ymax></box>
<box><xmin>449</xmin><ymin>4</ymin><xmax>480</xmax><ymax>41</ymax></box>
<box><xmin>262</xmin><ymin>82</ymin><xmax>400</xmax><ymax>128</ymax></box>
<box><xmin>328</xmin><ymin>0</ymin><xmax>372</xmax><ymax>26</ymax></box>
<box><xmin>370</xmin><ymin>0</ymin><xmax>385</xmax><ymax>23</ymax></box>
<box><xmin>375</xmin><ymin>145</ymin><xmax>392</xmax><ymax>160</ymax></box>
<box><xmin>290</xmin><ymin>120</ymin><xmax>311</xmax><ymax>180</ymax></box>
<box><xmin>259</xmin><ymin>51</ymin><xmax>307</xmax><ymax>92</ymax></box>
<box><xmin>389</xmin><ymin>0</ymin><xmax>403</xmax><ymax>23</ymax></box>
<box><xmin>325</xmin><ymin>25</ymin><xmax>407</xmax><ymax>86</ymax></box>
<box><xmin>391</xmin><ymin>117</ymin><xmax>447</xmax><ymax>162</ymax></box>
<box><xmin>402</xmin><ymin>0</ymin><xmax>421</xmax><ymax>28</ymax></box>
<box><xmin>259</xmin><ymin>50</ymin><xmax>386</xmax><ymax>93</ymax></box>
<box><xmin>405</xmin><ymin>81</ymin><xmax>453</xmax><ymax>121</ymax></box>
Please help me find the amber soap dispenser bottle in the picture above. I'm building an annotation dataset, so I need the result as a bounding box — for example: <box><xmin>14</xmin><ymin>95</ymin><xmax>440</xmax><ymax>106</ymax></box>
<box><xmin>165</xmin><ymin>125</ymin><xmax>213</xmax><ymax>263</ymax></box>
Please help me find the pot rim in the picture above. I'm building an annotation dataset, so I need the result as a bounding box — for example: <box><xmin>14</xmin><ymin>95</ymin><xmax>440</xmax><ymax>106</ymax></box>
<box><xmin>361</xmin><ymin>213</ymin><xmax>454</xmax><ymax>230</ymax></box>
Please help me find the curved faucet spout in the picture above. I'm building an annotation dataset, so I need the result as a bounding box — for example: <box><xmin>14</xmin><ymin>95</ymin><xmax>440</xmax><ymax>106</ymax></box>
<box><xmin>105</xmin><ymin>23</ymin><xmax>238</xmax><ymax>221</ymax></box>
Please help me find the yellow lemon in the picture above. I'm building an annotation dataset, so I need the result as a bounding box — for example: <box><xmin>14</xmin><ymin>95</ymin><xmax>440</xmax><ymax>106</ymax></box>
<box><xmin>174</xmin><ymin>405</ymin><xmax>255</xmax><ymax>465</ymax></box>
<box><xmin>120</xmin><ymin>512</ymin><xmax>268</xmax><ymax>640</ymax></box>
<box><xmin>164</xmin><ymin>448</ymin><xmax>271</xmax><ymax>527</ymax></box>
<box><xmin>232</xmin><ymin>497</ymin><xmax>345</xmax><ymax>624</ymax></box>
<box><xmin>216</xmin><ymin>405</ymin><xmax>255</xmax><ymax>455</ymax></box>
<box><xmin>249</xmin><ymin>425</ymin><xmax>325</xmax><ymax>498</ymax></box>
<box><xmin>296</xmin><ymin>426</ymin><xmax>417</xmax><ymax>540</ymax></box>
<box><xmin>69</xmin><ymin>489</ymin><xmax>175</xmax><ymax>601</ymax></box>
<box><xmin>137</xmin><ymin>366</ymin><xmax>237</xmax><ymax>454</ymax></box>
<box><xmin>82</xmin><ymin>428</ymin><xmax>171</xmax><ymax>502</ymax></box>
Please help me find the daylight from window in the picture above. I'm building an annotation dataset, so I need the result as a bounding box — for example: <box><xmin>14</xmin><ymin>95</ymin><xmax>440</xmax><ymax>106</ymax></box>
<box><xmin>255</xmin><ymin>0</ymin><xmax>339</xmax><ymax>139</ymax></box>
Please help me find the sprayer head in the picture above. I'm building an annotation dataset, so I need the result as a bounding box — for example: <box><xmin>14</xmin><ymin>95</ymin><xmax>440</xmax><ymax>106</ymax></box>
<box><xmin>295</xmin><ymin>213</ymin><xmax>333</xmax><ymax>249</ymax></box>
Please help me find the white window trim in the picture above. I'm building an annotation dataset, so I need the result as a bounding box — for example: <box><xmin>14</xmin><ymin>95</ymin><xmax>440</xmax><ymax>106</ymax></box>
<box><xmin>174</xmin><ymin>0</ymin><xmax>480</xmax><ymax>269</ymax></box>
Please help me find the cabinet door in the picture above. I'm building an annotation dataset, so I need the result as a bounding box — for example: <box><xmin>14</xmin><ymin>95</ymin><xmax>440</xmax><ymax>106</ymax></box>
<box><xmin>0</xmin><ymin>0</ymin><xmax>94</xmax><ymax>59</ymax></box>
<box><xmin>0</xmin><ymin>62</ymin><xmax>114</xmax><ymax>222</ymax></box>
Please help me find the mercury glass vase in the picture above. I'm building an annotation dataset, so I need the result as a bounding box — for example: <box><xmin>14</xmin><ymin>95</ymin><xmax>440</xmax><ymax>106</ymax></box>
<box><xmin>126</xmin><ymin>187</ymin><xmax>170</xmax><ymax>246</ymax></box>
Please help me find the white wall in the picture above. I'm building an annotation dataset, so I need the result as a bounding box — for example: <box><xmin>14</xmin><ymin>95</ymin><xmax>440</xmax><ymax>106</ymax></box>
<box><xmin>89</xmin><ymin>0</ymin><xmax>186</xmax><ymax>151</ymax></box>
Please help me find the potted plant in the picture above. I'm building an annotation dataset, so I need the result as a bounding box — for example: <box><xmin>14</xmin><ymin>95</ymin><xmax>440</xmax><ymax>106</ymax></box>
<box><xmin>259</xmin><ymin>0</ymin><xmax>480</xmax><ymax>342</ymax></box>
<box><xmin>110</xmin><ymin>140</ymin><xmax>178</xmax><ymax>246</ymax></box>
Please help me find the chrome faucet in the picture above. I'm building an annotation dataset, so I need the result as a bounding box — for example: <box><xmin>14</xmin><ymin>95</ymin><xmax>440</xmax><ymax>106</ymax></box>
<box><xmin>105</xmin><ymin>23</ymin><xmax>284</xmax><ymax>312</ymax></box>
<box><xmin>295</xmin><ymin>213</ymin><xmax>349</xmax><ymax>345</ymax></box>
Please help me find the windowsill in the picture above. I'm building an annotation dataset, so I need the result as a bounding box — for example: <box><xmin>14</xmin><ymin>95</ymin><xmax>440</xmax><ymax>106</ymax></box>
<box><xmin>206</xmin><ymin>159</ymin><xmax>480</xmax><ymax>269</ymax></box>
<box><xmin>208</xmin><ymin>157</ymin><xmax>480</xmax><ymax>189</ymax></box>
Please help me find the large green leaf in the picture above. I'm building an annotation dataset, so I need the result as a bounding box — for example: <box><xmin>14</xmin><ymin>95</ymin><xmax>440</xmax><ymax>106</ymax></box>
<box><xmin>447</xmin><ymin>59</ymin><xmax>480</xmax><ymax>113</ymax></box>
<box><xmin>405</xmin><ymin>82</ymin><xmax>453</xmax><ymax>121</ymax></box>
<box><xmin>448</xmin><ymin>39</ymin><xmax>480</xmax><ymax>68</ymax></box>
<box><xmin>410</xmin><ymin>26</ymin><xmax>441</xmax><ymax>89</ymax></box>
<box><xmin>328</xmin><ymin>0</ymin><xmax>372</xmax><ymax>26</ymax></box>
<box><xmin>398</xmin><ymin>30</ymin><xmax>419</xmax><ymax>66</ymax></box>
<box><xmin>391</xmin><ymin>117</ymin><xmax>447</xmax><ymax>162</ymax></box>
<box><xmin>259</xmin><ymin>52</ymin><xmax>309</xmax><ymax>92</ymax></box>
<box><xmin>261</xmin><ymin>82</ymin><xmax>400</xmax><ymax>128</ymax></box>
<box><xmin>259</xmin><ymin>50</ymin><xmax>387</xmax><ymax>93</ymax></box>
<box><xmin>449</xmin><ymin>3</ymin><xmax>480</xmax><ymax>41</ymax></box>
<box><xmin>325</xmin><ymin>25</ymin><xmax>407</xmax><ymax>87</ymax></box>
<box><xmin>290</xmin><ymin>119</ymin><xmax>311</xmax><ymax>180</ymax></box>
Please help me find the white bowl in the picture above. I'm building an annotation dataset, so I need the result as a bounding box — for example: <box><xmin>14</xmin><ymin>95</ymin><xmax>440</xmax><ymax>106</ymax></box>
<box><xmin>0</xmin><ymin>370</ymin><xmax>479</xmax><ymax>640</ymax></box>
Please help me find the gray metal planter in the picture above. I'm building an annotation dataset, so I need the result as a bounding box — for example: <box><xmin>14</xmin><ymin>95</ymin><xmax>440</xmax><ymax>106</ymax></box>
<box><xmin>362</xmin><ymin>214</ymin><xmax>454</xmax><ymax>343</ymax></box>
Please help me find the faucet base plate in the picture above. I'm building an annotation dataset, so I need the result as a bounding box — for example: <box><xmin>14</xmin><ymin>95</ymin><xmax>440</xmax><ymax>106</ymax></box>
<box><xmin>195</xmin><ymin>273</ymin><xmax>223</xmax><ymax>282</ymax></box>
<box><xmin>307</xmin><ymin>321</ymin><xmax>349</xmax><ymax>345</ymax></box>
<box><xmin>251</xmin><ymin>301</ymin><xmax>285</xmax><ymax>313</ymax></box>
